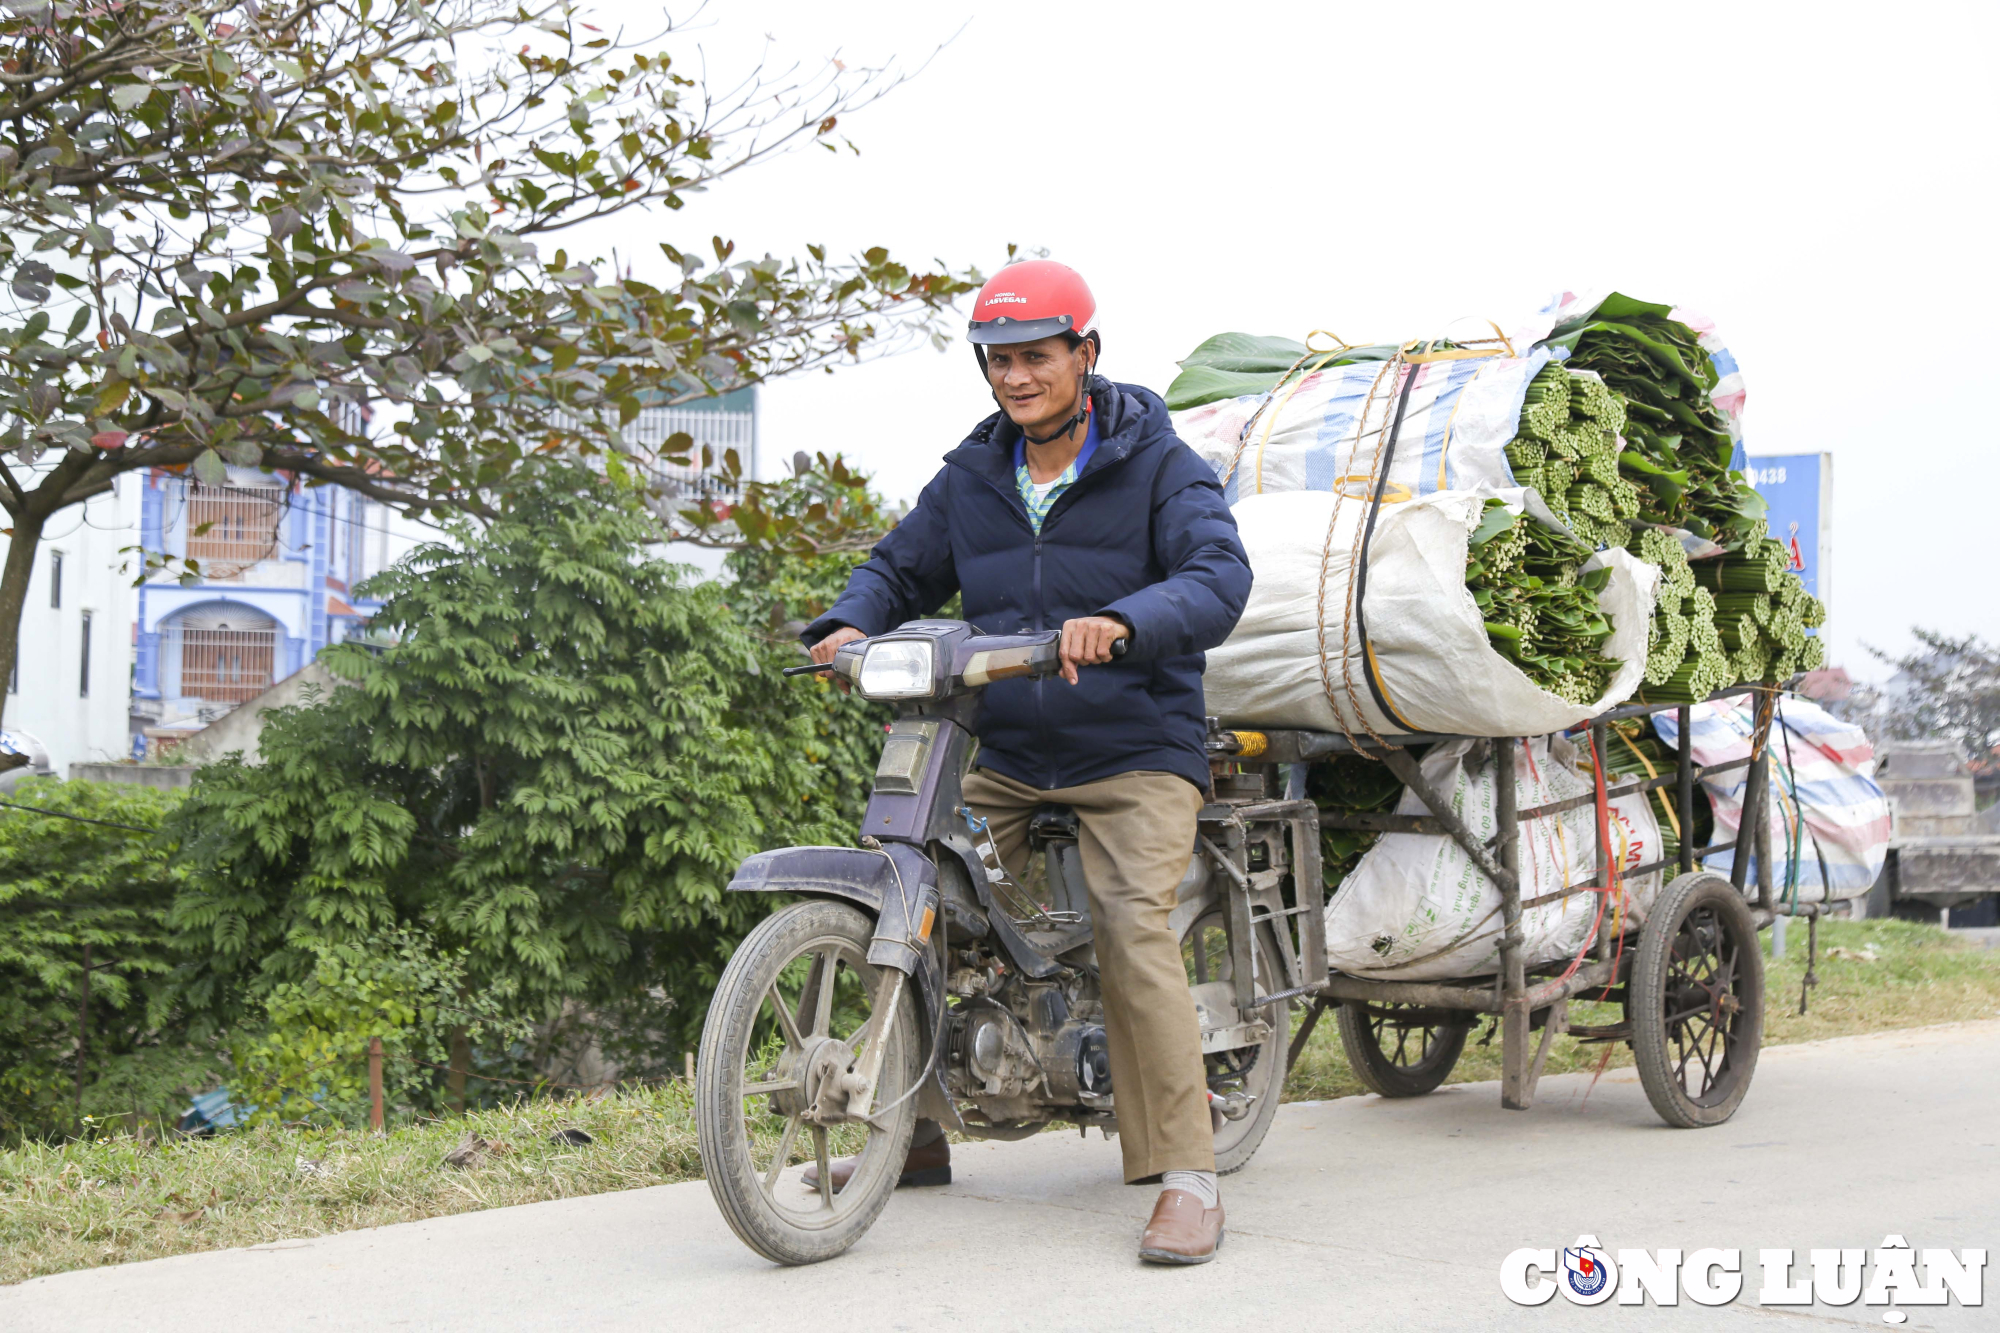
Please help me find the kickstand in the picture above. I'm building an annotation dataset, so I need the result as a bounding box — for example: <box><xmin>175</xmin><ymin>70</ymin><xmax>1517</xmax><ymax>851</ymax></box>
<box><xmin>1798</xmin><ymin>913</ymin><xmax>1820</xmax><ymax>1016</ymax></box>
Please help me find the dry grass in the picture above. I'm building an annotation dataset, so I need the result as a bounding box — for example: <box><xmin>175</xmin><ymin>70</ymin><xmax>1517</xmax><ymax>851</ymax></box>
<box><xmin>6</xmin><ymin>919</ymin><xmax>1995</xmax><ymax>1287</ymax></box>
<box><xmin>1284</xmin><ymin>916</ymin><xmax>2000</xmax><ymax>1101</ymax></box>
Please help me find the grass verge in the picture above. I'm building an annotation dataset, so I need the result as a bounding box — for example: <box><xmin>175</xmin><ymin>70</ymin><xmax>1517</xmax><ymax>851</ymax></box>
<box><xmin>0</xmin><ymin>1084</ymin><xmax>722</xmax><ymax>1286</ymax></box>
<box><xmin>4</xmin><ymin>919</ymin><xmax>1995</xmax><ymax>1285</ymax></box>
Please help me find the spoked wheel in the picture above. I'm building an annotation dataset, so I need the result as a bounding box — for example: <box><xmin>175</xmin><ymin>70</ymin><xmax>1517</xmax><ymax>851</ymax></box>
<box><xmin>1181</xmin><ymin>911</ymin><xmax>1286</xmax><ymax>1173</ymax></box>
<box><xmin>1629</xmin><ymin>871</ymin><xmax>1765</xmax><ymax>1128</ymax></box>
<box><xmin>1336</xmin><ymin>1001</ymin><xmax>1471</xmax><ymax>1097</ymax></box>
<box><xmin>696</xmin><ymin>900</ymin><xmax>921</xmax><ymax>1265</ymax></box>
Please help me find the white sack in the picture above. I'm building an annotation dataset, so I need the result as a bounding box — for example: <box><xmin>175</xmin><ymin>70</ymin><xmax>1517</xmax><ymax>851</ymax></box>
<box><xmin>1202</xmin><ymin>489</ymin><xmax>1657</xmax><ymax>738</ymax></box>
<box><xmin>1171</xmin><ymin>350</ymin><xmax>1555</xmax><ymax>507</ymax></box>
<box><xmin>1325</xmin><ymin>735</ymin><xmax>1667</xmax><ymax>980</ymax></box>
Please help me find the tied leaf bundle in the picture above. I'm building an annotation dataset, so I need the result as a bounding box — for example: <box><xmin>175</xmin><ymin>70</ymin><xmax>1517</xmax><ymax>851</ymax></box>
<box><xmin>1464</xmin><ymin>498</ymin><xmax>1620</xmax><ymax>705</ymax></box>
<box><xmin>1632</xmin><ymin>528</ymin><xmax>1726</xmax><ymax>703</ymax></box>
<box><xmin>1590</xmin><ymin>719</ymin><xmax>1716</xmax><ymax>868</ymax></box>
<box><xmin>1505</xmin><ymin>364</ymin><xmax>1640</xmax><ymax>552</ymax></box>
<box><xmin>1307</xmin><ymin>753</ymin><xmax>1407</xmax><ymax>890</ymax></box>
<box><xmin>1694</xmin><ymin>539</ymin><xmax>1827</xmax><ymax>684</ymax></box>
<box><xmin>1545</xmin><ymin>296</ymin><xmax>1768</xmax><ymax>551</ymax></box>
<box><xmin>1501</xmin><ymin>333</ymin><xmax>1830</xmax><ymax>701</ymax></box>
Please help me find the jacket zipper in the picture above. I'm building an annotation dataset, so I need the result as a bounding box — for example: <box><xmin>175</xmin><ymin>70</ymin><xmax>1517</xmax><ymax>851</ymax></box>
<box><xmin>948</xmin><ymin>440</ymin><xmax>1141</xmax><ymax>792</ymax></box>
<box><xmin>1033</xmin><ymin>531</ymin><xmax>1053</xmax><ymax>787</ymax></box>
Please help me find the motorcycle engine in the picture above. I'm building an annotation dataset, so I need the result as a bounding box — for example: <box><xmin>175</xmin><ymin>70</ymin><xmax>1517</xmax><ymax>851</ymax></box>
<box><xmin>945</xmin><ymin>972</ymin><xmax>1112</xmax><ymax>1125</ymax></box>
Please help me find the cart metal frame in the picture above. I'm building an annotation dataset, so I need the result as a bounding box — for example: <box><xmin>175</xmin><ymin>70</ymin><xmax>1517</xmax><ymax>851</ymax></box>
<box><xmin>1216</xmin><ymin>684</ymin><xmax>1811</xmax><ymax>1112</ymax></box>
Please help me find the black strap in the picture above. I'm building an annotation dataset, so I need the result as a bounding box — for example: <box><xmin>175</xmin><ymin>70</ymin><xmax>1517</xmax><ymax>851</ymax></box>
<box><xmin>1350</xmin><ymin>363</ymin><xmax>1424</xmax><ymax>733</ymax></box>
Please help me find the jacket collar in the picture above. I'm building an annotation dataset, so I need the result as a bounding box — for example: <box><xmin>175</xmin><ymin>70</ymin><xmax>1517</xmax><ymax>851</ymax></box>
<box><xmin>946</xmin><ymin>376</ymin><xmax>1168</xmax><ymax>489</ymax></box>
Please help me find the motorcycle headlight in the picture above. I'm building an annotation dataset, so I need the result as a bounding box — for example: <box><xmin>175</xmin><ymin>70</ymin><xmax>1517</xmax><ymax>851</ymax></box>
<box><xmin>857</xmin><ymin>639</ymin><xmax>936</xmax><ymax>699</ymax></box>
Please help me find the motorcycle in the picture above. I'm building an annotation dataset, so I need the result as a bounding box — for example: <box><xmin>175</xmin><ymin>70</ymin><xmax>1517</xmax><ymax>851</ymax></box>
<box><xmin>694</xmin><ymin>620</ymin><xmax>1323</xmax><ymax>1265</ymax></box>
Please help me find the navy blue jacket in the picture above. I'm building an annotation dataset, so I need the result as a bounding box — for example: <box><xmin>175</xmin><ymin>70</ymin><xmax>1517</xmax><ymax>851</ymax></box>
<box><xmin>804</xmin><ymin>377</ymin><xmax>1251</xmax><ymax>794</ymax></box>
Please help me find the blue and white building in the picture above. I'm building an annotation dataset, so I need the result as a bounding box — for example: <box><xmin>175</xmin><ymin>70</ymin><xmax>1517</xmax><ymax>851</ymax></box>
<box><xmin>132</xmin><ymin>466</ymin><xmax>415</xmax><ymax>744</ymax></box>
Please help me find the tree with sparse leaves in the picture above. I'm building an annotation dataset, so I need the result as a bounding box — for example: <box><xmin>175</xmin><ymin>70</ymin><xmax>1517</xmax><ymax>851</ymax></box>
<box><xmin>0</xmin><ymin>0</ymin><xmax>974</xmax><ymax>715</ymax></box>
<box><xmin>1836</xmin><ymin>629</ymin><xmax>2000</xmax><ymax>762</ymax></box>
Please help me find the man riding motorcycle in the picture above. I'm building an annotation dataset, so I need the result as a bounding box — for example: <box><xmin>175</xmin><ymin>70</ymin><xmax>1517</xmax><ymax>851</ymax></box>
<box><xmin>803</xmin><ymin>260</ymin><xmax>1252</xmax><ymax>1264</ymax></box>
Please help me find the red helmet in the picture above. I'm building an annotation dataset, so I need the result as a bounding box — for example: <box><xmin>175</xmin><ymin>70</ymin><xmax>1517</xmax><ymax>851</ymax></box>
<box><xmin>967</xmin><ymin>260</ymin><xmax>1098</xmax><ymax>347</ymax></box>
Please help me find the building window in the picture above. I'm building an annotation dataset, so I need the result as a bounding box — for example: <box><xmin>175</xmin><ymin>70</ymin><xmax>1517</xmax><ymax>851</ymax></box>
<box><xmin>49</xmin><ymin>550</ymin><xmax>62</xmax><ymax>608</ymax></box>
<box><xmin>186</xmin><ymin>483</ymin><xmax>285</xmax><ymax>576</ymax></box>
<box><xmin>78</xmin><ymin>610</ymin><xmax>91</xmax><ymax>698</ymax></box>
<box><xmin>163</xmin><ymin>613</ymin><xmax>279</xmax><ymax>705</ymax></box>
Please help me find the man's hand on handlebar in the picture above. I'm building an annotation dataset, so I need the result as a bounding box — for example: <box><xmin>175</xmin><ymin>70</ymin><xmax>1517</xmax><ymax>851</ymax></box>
<box><xmin>810</xmin><ymin>625</ymin><xmax>866</xmax><ymax>666</ymax></box>
<box><xmin>809</xmin><ymin>625</ymin><xmax>865</xmax><ymax>691</ymax></box>
<box><xmin>1059</xmin><ymin>616</ymin><xmax>1129</xmax><ymax>685</ymax></box>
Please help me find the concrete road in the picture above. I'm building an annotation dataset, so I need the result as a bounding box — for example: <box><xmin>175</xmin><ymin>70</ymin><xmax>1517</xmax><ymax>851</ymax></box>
<box><xmin>6</xmin><ymin>1022</ymin><xmax>1996</xmax><ymax>1333</ymax></box>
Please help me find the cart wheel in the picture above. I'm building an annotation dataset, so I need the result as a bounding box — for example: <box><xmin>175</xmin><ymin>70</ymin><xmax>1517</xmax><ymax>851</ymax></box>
<box><xmin>1336</xmin><ymin>1001</ymin><xmax>1471</xmax><ymax>1098</ymax></box>
<box><xmin>1629</xmin><ymin>871</ymin><xmax>1765</xmax><ymax>1128</ymax></box>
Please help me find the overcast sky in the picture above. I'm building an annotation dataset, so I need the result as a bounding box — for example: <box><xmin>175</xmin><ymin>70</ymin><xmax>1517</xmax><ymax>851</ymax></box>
<box><xmin>583</xmin><ymin>0</ymin><xmax>1999</xmax><ymax>678</ymax></box>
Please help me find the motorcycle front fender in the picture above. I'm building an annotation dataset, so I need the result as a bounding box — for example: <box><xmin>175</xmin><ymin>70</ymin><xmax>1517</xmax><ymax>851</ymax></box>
<box><xmin>727</xmin><ymin>843</ymin><xmax>945</xmax><ymax>1032</ymax></box>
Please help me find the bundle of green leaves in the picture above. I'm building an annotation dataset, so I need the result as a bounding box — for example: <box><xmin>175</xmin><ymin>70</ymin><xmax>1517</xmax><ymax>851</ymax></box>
<box><xmin>1589</xmin><ymin>719</ymin><xmax>1713</xmax><ymax>868</ymax></box>
<box><xmin>1305</xmin><ymin>754</ymin><xmax>1408</xmax><ymax>890</ymax></box>
<box><xmin>1502</xmin><ymin>352</ymin><xmax>1828</xmax><ymax>699</ymax></box>
<box><xmin>1464</xmin><ymin>499</ymin><xmax>1620</xmax><ymax>705</ymax></box>
<box><xmin>167</xmin><ymin>464</ymin><xmax>877</xmax><ymax>1093</ymax></box>
<box><xmin>1697</xmin><ymin>539</ymin><xmax>1828</xmax><ymax>684</ymax></box>
<box><xmin>1504</xmin><ymin>365</ymin><xmax>1642</xmax><ymax>551</ymax></box>
<box><xmin>1540</xmin><ymin>295</ymin><xmax>1767</xmax><ymax>551</ymax></box>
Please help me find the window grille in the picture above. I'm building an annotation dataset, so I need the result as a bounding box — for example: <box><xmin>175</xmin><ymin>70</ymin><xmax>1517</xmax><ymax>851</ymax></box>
<box><xmin>628</xmin><ymin>405</ymin><xmax>755</xmax><ymax>502</ymax></box>
<box><xmin>186</xmin><ymin>484</ymin><xmax>285</xmax><ymax>575</ymax></box>
<box><xmin>165</xmin><ymin>624</ymin><xmax>278</xmax><ymax>704</ymax></box>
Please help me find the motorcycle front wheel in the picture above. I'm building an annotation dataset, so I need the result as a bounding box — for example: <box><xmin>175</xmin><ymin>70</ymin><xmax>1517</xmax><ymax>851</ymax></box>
<box><xmin>696</xmin><ymin>899</ymin><xmax>921</xmax><ymax>1266</ymax></box>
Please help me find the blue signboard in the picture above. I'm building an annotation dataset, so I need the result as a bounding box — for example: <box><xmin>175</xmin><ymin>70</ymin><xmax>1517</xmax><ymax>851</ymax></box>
<box><xmin>1744</xmin><ymin>451</ymin><xmax>1831</xmax><ymax>627</ymax></box>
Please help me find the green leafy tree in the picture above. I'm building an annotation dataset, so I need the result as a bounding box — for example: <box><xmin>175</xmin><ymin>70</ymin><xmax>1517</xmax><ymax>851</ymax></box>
<box><xmin>0</xmin><ymin>0</ymin><xmax>975</xmax><ymax>713</ymax></box>
<box><xmin>168</xmin><ymin>465</ymin><xmax>856</xmax><ymax>1069</ymax></box>
<box><xmin>712</xmin><ymin>451</ymin><xmax>903</xmax><ymax>829</ymax></box>
<box><xmin>0</xmin><ymin>779</ymin><xmax>211</xmax><ymax>1142</ymax></box>
<box><xmin>232</xmin><ymin>926</ymin><xmax>525</xmax><ymax>1125</ymax></box>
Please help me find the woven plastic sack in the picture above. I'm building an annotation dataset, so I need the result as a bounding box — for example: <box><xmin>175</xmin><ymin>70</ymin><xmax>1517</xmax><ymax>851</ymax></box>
<box><xmin>1201</xmin><ymin>488</ymin><xmax>1657</xmax><ymax>738</ymax></box>
<box><xmin>1325</xmin><ymin>735</ymin><xmax>1667</xmax><ymax>980</ymax></box>
<box><xmin>1653</xmin><ymin>696</ymin><xmax>1889</xmax><ymax>902</ymax></box>
<box><xmin>1171</xmin><ymin>350</ymin><xmax>1556</xmax><ymax>507</ymax></box>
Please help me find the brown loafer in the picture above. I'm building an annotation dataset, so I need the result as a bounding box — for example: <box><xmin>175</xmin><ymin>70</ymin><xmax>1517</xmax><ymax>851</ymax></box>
<box><xmin>1138</xmin><ymin>1188</ymin><xmax>1225</xmax><ymax>1265</ymax></box>
<box><xmin>801</xmin><ymin>1133</ymin><xmax>951</xmax><ymax>1194</ymax></box>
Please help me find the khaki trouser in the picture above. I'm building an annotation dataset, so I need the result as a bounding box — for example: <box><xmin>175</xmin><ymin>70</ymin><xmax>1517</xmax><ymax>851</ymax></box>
<box><xmin>961</xmin><ymin>767</ymin><xmax>1214</xmax><ymax>1182</ymax></box>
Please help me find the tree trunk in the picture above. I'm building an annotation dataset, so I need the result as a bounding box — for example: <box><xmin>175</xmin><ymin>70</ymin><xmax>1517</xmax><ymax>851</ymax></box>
<box><xmin>447</xmin><ymin>1024</ymin><xmax>471</xmax><ymax>1114</ymax></box>
<box><xmin>74</xmin><ymin>941</ymin><xmax>92</xmax><ymax>1118</ymax></box>
<box><xmin>0</xmin><ymin>504</ymin><xmax>47</xmax><ymax>727</ymax></box>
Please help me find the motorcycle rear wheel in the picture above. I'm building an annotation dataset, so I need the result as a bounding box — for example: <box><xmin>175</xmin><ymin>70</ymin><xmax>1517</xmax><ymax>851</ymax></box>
<box><xmin>696</xmin><ymin>899</ymin><xmax>921</xmax><ymax>1266</ymax></box>
<box><xmin>1181</xmin><ymin>911</ymin><xmax>1288</xmax><ymax>1173</ymax></box>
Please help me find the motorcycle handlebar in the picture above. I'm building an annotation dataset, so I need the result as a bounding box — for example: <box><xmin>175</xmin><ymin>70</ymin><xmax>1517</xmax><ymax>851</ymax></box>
<box><xmin>783</xmin><ymin>629</ymin><xmax>1127</xmax><ymax>684</ymax></box>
